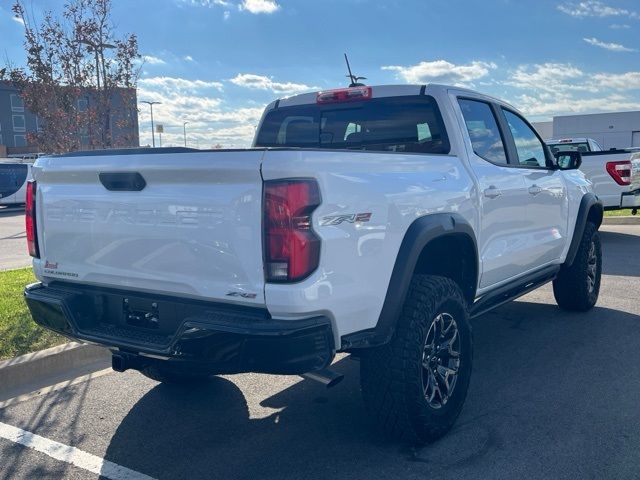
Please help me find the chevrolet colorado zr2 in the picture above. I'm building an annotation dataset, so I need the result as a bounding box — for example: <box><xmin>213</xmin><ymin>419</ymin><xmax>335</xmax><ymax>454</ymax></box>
<box><xmin>24</xmin><ymin>84</ymin><xmax>611</xmax><ymax>443</ymax></box>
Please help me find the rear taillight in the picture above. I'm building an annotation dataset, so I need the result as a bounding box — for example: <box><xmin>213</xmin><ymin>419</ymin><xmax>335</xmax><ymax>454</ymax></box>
<box><xmin>316</xmin><ymin>86</ymin><xmax>372</xmax><ymax>104</ymax></box>
<box><xmin>264</xmin><ymin>179</ymin><xmax>321</xmax><ymax>282</ymax></box>
<box><xmin>606</xmin><ymin>160</ymin><xmax>632</xmax><ymax>186</ymax></box>
<box><xmin>25</xmin><ymin>180</ymin><xmax>39</xmax><ymax>258</ymax></box>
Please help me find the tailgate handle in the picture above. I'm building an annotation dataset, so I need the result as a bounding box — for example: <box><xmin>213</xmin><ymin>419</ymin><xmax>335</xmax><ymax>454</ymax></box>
<box><xmin>99</xmin><ymin>172</ymin><xmax>146</xmax><ymax>191</ymax></box>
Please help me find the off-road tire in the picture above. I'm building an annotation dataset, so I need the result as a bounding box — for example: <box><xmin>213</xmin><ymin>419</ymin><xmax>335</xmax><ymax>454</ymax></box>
<box><xmin>553</xmin><ymin>221</ymin><xmax>601</xmax><ymax>312</ymax></box>
<box><xmin>360</xmin><ymin>275</ymin><xmax>473</xmax><ymax>444</ymax></box>
<box><xmin>141</xmin><ymin>363</ymin><xmax>212</xmax><ymax>384</ymax></box>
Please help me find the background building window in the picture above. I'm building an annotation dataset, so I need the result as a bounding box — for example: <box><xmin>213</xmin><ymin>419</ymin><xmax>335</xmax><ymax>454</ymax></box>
<box><xmin>14</xmin><ymin>135</ymin><xmax>27</xmax><ymax>147</ymax></box>
<box><xmin>10</xmin><ymin>94</ymin><xmax>25</xmax><ymax>112</ymax></box>
<box><xmin>78</xmin><ymin>98</ymin><xmax>88</xmax><ymax>112</ymax></box>
<box><xmin>12</xmin><ymin>115</ymin><xmax>26</xmax><ymax>132</ymax></box>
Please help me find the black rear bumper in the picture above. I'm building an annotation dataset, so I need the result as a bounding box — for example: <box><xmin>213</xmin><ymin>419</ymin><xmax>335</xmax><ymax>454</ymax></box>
<box><xmin>24</xmin><ymin>282</ymin><xmax>334</xmax><ymax>375</ymax></box>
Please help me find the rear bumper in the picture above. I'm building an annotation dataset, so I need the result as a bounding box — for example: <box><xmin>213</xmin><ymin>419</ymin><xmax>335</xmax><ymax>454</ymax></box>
<box><xmin>621</xmin><ymin>190</ymin><xmax>640</xmax><ymax>208</ymax></box>
<box><xmin>24</xmin><ymin>282</ymin><xmax>334</xmax><ymax>375</ymax></box>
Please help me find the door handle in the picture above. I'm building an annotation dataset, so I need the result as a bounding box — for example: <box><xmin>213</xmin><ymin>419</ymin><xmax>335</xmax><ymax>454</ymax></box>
<box><xmin>483</xmin><ymin>186</ymin><xmax>502</xmax><ymax>199</ymax></box>
<box><xmin>528</xmin><ymin>185</ymin><xmax>543</xmax><ymax>195</ymax></box>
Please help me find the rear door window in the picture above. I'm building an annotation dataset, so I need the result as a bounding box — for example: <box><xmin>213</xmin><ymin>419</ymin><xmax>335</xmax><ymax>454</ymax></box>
<box><xmin>457</xmin><ymin>98</ymin><xmax>507</xmax><ymax>165</ymax></box>
<box><xmin>256</xmin><ymin>95</ymin><xmax>450</xmax><ymax>154</ymax></box>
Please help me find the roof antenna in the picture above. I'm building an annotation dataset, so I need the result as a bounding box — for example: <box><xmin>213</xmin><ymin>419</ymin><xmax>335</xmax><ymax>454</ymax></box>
<box><xmin>344</xmin><ymin>53</ymin><xmax>366</xmax><ymax>87</ymax></box>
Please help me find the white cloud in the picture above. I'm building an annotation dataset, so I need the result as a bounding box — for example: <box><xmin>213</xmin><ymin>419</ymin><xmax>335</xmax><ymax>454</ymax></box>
<box><xmin>583</xmin><ymin>36</ymin><xmax>636</xmax><ymax>51</ymax></box>
<box><xmin>515</xmin><ymin>93</ymin><xmax>640</xmax><ymax>116</ymax></box>
<box><xmin>502</xmin><ymin>62</ymin><xmax>640</xmax><ymax>118</ymax></box>
<box><xmin>139</xmin><ymin>76</ymin><xmax>224</xmax><ymax>93</ymax></box>
<box><xmin>179</xmin><ymin>0</ymin><xmax>279</xmax><ymax>15</ymax></box>
<box><xmin>592</xmin><ymin>71</ymin><xmax>640</xmax><ymax>89</ymax></box>
<box><xmin>609</xmin><ymin>23</ymin><xmax>631</xmax><ymax>29</ymax></box>
<box><xmin>557</xmin><ymin>0</ymin><xmax>639</xmax><ymax>18</ymax></box>
<box><xmin>136</xmin><ymin>75</ymin><xmax>263</xmax><ymax>148</ymax></box>
<box><xmin>184</xmin><ymin>55</ymin><xmax>194</xmax><ymax>62</ymax></box>
<box><xmin>208</xmin><ymin>124</ymin><xmax>257</xmax><ymax>140</ymax></box>
<box><xmin>229</xmin><ymin>73</ymin><xmax>314</xmax><ymax>93</ymax></box>
<box><xmin>141</xmin><ymin>55</ymin><xmax>166</xmax><ymax>65</ymax></box>
<box><xmin>505</xmin><ymin>63</ymin><xmax>596</xmax><ymax>93</ymax></box>
<box><xmin>382</xmin><ymin>60</ymin><xmax>496</xmax><ymax>86</ymax></box>
<box><xmin>11</xmin><ymin>15</ymin><xmax>24</xmax><ymax>25</ymax></box>
<box><xmin>239</xmin><ymin>0</ymin><xmax>279</xmax><ymax>14</ymax></box>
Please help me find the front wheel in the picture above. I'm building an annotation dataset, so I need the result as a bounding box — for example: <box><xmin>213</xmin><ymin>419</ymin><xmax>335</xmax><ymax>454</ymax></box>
<box><xmin>553</xmin><ymin>221</ymin><xmax>602</xmax><ymax>312</ymax></box>
<box><xmin>360</xmin><ymin>275</ymin><xmax>473</xmax><ymax>444</ymax></box>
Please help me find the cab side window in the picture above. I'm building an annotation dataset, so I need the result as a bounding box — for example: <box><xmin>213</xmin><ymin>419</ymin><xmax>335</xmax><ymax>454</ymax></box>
<box><xmin>458</xmin><ymin>99</ymin><xmax>507</xmax><ymax>165</ymax></box>
<box><xmin>502</xmin><ymin>109</ymin><xmax>548</xmax><ymax>168</ymax></box>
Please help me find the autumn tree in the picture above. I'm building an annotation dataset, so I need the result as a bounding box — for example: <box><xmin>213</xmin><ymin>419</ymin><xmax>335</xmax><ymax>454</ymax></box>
<box><xmin>1</xmin><ymin>0</ymin><xmax>140</xmax><ymax>153</ymax></box>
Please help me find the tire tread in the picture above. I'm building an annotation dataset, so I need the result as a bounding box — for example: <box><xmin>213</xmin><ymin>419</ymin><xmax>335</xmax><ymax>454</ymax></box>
<box><xmin>361</xmin><ymin>275</ymin><xmax>472</xmax><ymax>444</ymax></box>
<box><xmin>553</xmin><ymin>222</ymin><xmax>601</xmax><ymax>312</ymax></box>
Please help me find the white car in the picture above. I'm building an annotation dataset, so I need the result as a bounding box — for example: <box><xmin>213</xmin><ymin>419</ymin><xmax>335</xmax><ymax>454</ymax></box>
<box><xmin>25</xmin><ymin>84</ymin><xmax>609</xmax><ymax>443</ymax></box>
<box><xmin>547</xmin><ymin>137</ymin><xmax>640</xmax><ymax>211</ymax></box>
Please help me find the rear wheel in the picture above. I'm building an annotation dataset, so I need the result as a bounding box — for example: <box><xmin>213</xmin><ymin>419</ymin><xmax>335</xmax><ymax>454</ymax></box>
<box><xmin>553</xmin><ymin>221</ymin><xmax>601</xmax><ymax>311</ymax></box>
<box><xmin>141</xmin><ymin>362</ymin><xmax>213</xmax><ymax>385</ymax></box>
<box><xmin>360</xmin><ymin>275</ymin><xmax>473</xmax><ymax>444</ymax></box>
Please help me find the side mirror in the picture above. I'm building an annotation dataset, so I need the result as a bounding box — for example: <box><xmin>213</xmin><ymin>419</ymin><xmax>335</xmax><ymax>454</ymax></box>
<box><xmin>554</xmin><ymin>151</ymin><xmax>582</xmax><ymax>170</ymax></box>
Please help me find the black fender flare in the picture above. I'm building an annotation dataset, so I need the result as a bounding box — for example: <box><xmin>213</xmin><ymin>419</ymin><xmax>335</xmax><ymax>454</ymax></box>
<box><xmin>341</xmin><ymin>213</ymin><xmax>478</xmax><ymax>350</ymax></box>
<box><xmin>565</xmin><ymin>193</ymin><xmax>603</xmax><ymax>267</ymax></box>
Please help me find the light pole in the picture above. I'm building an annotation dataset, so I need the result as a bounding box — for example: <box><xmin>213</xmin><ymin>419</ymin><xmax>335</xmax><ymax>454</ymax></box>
<box><xmin>183</xmin><ymin>122</ymin><xmax>189</xmax><ymax>147</ymax></box>
<box><xmin>141</xmin><ymin>101</ymin><xmax>161</xmax><ymax>147</ymax></box>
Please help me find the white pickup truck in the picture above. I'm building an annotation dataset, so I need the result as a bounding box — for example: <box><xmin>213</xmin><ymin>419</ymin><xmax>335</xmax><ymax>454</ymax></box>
<box><xmin>547</xmin><ymin>137</ymin><xmax>640</xmax><ymax>212</ymax></box>
<box><xmin>25</xmin><ymin>84</ymin><xmax>608</xmax><ymax>443</ymax></box>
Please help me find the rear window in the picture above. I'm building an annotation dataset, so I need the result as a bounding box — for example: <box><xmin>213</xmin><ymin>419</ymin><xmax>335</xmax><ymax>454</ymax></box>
<box><xmin>255</xmin><ymin>95</ymin><xmax>450</xmax><ymax>154</ymax></box>
<box><xmin>548</xmin><ymin>142</ymin><xmax>590</xmax><ymax>154</ymax></box>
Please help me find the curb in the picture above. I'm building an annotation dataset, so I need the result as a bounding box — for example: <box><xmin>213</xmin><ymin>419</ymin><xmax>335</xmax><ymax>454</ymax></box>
<box><xmin>0</xmin><ymin>342</ymin><xmax>111</xmax><ymax>402</ymax></box>
<box><xmin>602</xmin><ymin>216</ymin><xmax>640</xmax><ymax>225</ymax></box>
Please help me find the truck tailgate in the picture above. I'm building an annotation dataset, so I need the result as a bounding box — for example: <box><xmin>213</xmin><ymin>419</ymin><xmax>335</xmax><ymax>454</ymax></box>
<box><xmin>33</xmin><ymin>150</ymin><xmax>266</xmax><ymax>305</ymax></box>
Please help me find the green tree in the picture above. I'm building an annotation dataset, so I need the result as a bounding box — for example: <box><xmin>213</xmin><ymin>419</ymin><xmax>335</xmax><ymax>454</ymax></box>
<box><xmin>2</xmin><ymin>0</ymin><xmax>140</xmax><ymax>153</ymax></box>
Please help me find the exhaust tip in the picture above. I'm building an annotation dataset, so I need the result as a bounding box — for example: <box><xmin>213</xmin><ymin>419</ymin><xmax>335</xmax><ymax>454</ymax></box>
<box><xmin>301</xmin><ymin>369</ymin><xmax>344</xmax><ymax>388</ymax></box>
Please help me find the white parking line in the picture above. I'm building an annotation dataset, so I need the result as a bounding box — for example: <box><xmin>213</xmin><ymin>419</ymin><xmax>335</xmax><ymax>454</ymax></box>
<box><xmin>0</xmin><ymin>421</ymin><xmax>155</xmax><ymax>480</ymax></box>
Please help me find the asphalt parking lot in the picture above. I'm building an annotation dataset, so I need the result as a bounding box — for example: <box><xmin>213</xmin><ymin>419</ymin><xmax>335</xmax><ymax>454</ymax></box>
<box><xmin>0</xmin><ymin>224</ymin><xmax>639</xmax><ymax>480</ymax></box>
<box><xmin>0</xmin><ymin>206</ymin><xmax>29</xmax><ymax>271</ymax></box>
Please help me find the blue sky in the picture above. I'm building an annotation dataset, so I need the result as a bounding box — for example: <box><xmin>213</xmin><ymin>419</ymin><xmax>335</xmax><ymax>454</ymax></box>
<box><xmin>2</xmin><ymin>0</ymin><xmax>640</xmax><ymax>147</ymax></box>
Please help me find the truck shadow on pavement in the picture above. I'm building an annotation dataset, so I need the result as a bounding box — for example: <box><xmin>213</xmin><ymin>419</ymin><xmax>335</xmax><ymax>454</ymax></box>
<box><xmin>100</xmin><ymin>300</ymin><xmax>640</xmax><ymax>480</ymax></box>
<box><xmin>600</xmin><ymin>229</ymin><xmax>640</xmax><ymax>277</ymax></box>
